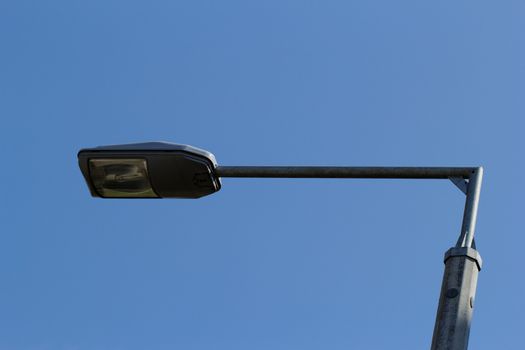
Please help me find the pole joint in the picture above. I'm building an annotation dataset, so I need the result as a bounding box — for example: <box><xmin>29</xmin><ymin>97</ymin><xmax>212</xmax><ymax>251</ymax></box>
<box><xmin>456</xmin><ymin>167</ymin><xmax>483</xmax><ymax>248</ymax></box>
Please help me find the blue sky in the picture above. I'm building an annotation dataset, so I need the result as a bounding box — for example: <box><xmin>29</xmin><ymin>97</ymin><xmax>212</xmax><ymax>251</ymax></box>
<box><xmin>0</xmin><ymin>1</ymin><xmax>523</xmax><ymax>349</ymax></box>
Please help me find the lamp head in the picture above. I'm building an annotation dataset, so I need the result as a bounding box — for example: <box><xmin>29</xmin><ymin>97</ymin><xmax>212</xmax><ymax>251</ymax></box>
<box><xmin>78</xmin><ymin>142</ymin><xmax>221</xmax><ymax>199</ymax></box>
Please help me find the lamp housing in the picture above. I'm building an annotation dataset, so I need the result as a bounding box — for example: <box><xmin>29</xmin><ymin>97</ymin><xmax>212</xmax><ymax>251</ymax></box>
<box><xmin>78</xmin><ymin>142</ymin><xmax>221</xmax><ymax>199</ymax></box>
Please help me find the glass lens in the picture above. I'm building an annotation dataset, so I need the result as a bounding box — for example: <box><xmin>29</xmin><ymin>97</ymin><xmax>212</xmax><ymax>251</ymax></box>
<box><xmin>88</xmin><ymin>159</ymin><xmax>158</xmax><ymax>197</ymax></box>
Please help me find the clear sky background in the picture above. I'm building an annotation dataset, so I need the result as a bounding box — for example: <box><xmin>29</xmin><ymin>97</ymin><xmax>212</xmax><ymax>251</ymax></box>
<box><xmin>0</xmin><ymin>1</ymin><xmax>523</xmax><ymax>349</ymax></box>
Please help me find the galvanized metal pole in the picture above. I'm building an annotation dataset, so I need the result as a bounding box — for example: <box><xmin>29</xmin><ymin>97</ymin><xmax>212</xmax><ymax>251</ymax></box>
<box><xmin>431</xmin><ymin>167</ymin><xmax>483</xmax><ymax>350</ymax></box>
<box><xmin>431</xmin><ymin>247</ymin><xmax>482</xmax><ymax>350</ymax></box>
<box><xmin>215</xmin><ymin>165</ymin><xmax>484</xmax><ymax>350</ymax></box>
<box><xmin>457</xmin><ymin>168</ymin><xmax>484</xmax><ymax>248</ymax></box>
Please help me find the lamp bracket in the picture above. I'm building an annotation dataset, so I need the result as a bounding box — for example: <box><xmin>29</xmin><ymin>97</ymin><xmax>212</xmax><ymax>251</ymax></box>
<box><xmin>449</xmin><ymin>177</ymin><xmax>469</xmax><ymax>195</ymax></box>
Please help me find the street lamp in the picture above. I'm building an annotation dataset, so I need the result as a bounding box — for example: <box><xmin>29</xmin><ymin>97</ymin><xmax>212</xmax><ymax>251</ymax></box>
<box><xmin>78</xmin><ymin>142</ymin><xmax>221</xmax><ymax>198</ymax></box>
<box><xmin>78</xmin><ymin>141</ymin><xmax>483</xmax><ymax>350</ymax></box>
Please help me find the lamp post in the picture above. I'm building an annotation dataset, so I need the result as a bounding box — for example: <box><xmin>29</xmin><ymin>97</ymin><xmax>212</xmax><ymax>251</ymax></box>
<box><xmin>78</xmin><ymin>141</ymin><xmax>483</xmax><ymax>350</ymax></box>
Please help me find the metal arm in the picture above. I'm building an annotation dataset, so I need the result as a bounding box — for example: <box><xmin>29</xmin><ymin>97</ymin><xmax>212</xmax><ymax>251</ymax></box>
<box><xmin>456</xmin><ymin>167</ymin><xmax>483</xmax><ymax>248</ymax></box>
<box><xmin>216</xmin><ymin>165</ymin><xmax>482</xmax><ymax>248</ymax></box>
<box><xmin>216</xmin><ymin>166</ymin><xmax>475</xmax><ymax>179</ymax></box>
<box><xmin>216</xmin><ymin>165</ymin><xmax>484</xmax><ymax>350</ymax></box>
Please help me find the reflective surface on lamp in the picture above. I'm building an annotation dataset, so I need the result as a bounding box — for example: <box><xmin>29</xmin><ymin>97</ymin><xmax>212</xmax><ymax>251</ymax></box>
<box><xmin>88</xmin><ymin>159</ymin><xmax>158</xmax><ymax>198</ymax></box>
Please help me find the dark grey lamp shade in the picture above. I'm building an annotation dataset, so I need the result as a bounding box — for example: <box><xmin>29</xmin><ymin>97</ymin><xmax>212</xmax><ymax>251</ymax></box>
<box><xmin>78</xmin><ymin>142</ymin><xmax>221</xmax><ymax>199</ymax></box>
